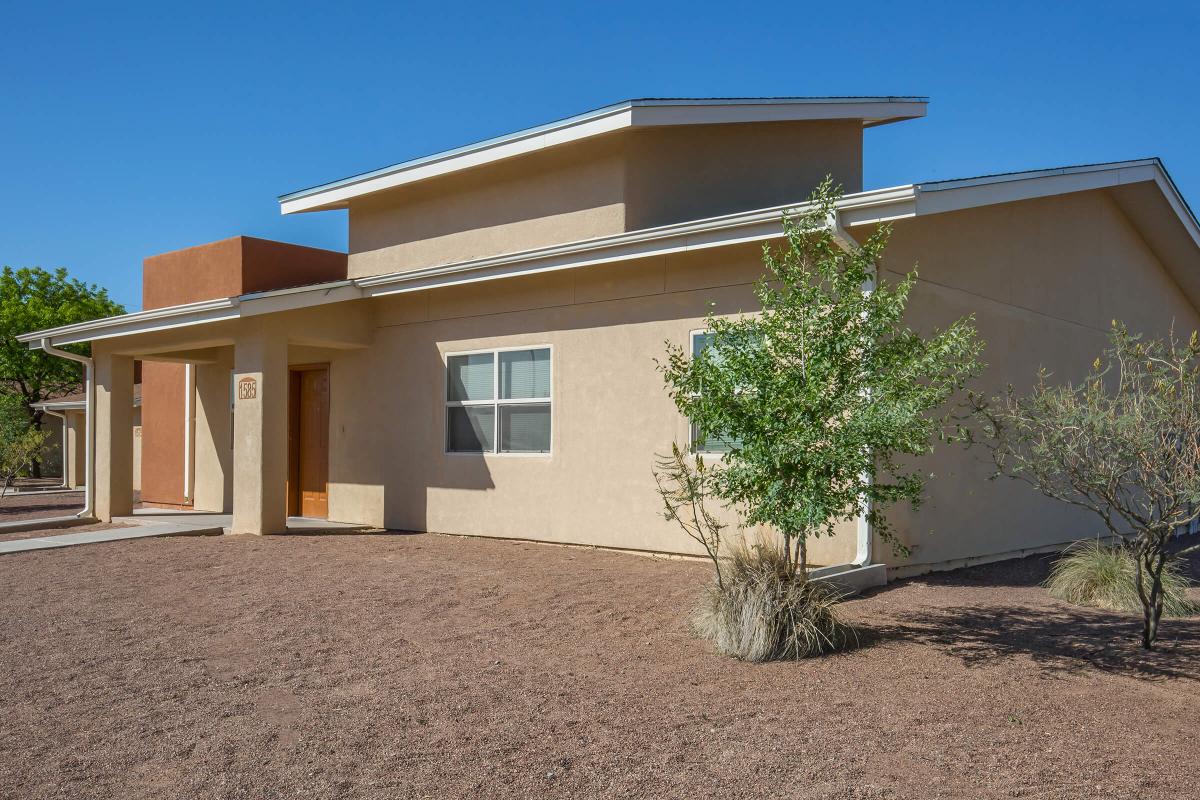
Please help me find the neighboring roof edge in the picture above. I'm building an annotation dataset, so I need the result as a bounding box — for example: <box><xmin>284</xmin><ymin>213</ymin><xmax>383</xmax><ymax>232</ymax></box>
<box><xmin>278</xmin><ymin>97</ymin><xmax>928</xmax><ymax>214</ymax></box>
<box><xmin>22</xmin><ymin>159</ymin><xmax>1198</xmax><ymax>349</ymax></box>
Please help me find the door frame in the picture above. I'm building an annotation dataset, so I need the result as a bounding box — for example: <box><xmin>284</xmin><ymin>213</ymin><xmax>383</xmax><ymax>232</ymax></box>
<box><xmin>287</xmin><ymin>363</ymin><xmax>330</xmax><ymax>518</ymax></box>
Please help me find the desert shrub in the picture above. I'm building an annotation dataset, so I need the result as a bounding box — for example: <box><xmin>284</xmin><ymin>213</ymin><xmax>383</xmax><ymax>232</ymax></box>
<box><xmin>693</xmin><ymin>540</ymin><xmax>856</xmax><ymax>662</ymax></box>
<box><xmin>1046</xmin><ymin>541</ymin><xmax>1198</xmax><ymax>618</ymax></box>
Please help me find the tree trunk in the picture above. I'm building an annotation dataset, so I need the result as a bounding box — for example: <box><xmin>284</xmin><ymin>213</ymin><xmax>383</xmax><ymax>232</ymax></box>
<box><xmin>1135</xmin><ymin>552</ymin><xmax>1154</xmax><ymax>650</ymax></box>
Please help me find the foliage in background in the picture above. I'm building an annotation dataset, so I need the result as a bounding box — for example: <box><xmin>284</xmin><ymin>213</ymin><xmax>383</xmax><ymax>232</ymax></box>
<box><xmin>970</xmin><ymin>323</ymin><xmax>1200</xmax><ymax>649</ymax></box>
<box><xmin>1044</xmin><ymin>540</ymin><xmax>1197</xmax><ymax>618</ymax></box>
<box><xmin>0</xmin><ymin>393</ymin><xmax>50</xmax><ymax>500</ymax></box>
<box><xmin>692</xmin><ymin>538</ymin><xmax>855</xmax><ymax>661</ymax></box>
<box><xmin>0</xmin><ymin>266</ymin><xmax>124</xmax><ymax>475</ymax></box>
<box><xmin>658</xmin><ymin>179</ymin><xmax>983</xmax><ymax>574</ymax></box>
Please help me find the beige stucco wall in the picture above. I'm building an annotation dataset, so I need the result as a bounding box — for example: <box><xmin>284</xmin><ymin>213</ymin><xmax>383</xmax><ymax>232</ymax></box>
<box><xmin>347</xmin><ymin>121</ymin><xmax>863</xmax><ymax>281</ymax></box>
<box><xmin>873</xmin><ymin>189</ymin><xmax>1200</xmax><ymax>572</ymax></box>
<box><xmin>623</xmin><ymin>120</ymin><xmax>863</xmax><ymax>230</ymax></box>
<box><xmin>348</xmin><ymin>135</ymin><xmax>628</xmax><ymax>279</ymax></box>
<box><xmin>326</xmin><ymin>242</ymin><xmax>857</xmax><ymax>563</ymax></box>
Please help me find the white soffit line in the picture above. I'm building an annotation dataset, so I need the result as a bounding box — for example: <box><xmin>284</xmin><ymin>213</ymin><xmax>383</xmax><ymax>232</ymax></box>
<box><xmin>22</xmin><ymin>159</ymin><xmax>1198</xmax><ymax>349</ymax></box>
<box><xmin>277</xmin><ymin>97</ymin><xmax>928</xmax><ymax>214</ymax></box>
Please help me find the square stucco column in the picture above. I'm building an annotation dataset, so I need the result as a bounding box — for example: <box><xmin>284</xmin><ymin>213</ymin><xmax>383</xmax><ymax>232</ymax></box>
<box><xmin>193</xmin><ymin>352</ymin><xmax>235</xmax><ymax>513</ymax></box>
<box><xmin>232</xmin><ymin>326</ymin><xmax>288</xmax><ymax>534</ymax></box>
<box><xmin>93</xmin><ymin>351</ymin><xmax>135</xmax><ymax>521</ymax></box>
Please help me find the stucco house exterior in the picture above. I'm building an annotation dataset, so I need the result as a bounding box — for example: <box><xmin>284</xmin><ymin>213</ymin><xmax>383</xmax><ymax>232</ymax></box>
<box><xmin>18</xmin><ymin>97</ymin><xmax>1200</xmax><ymax>582</ymax></box>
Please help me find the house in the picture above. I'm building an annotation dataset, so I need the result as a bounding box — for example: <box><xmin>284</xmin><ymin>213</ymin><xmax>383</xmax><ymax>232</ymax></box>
<box><xmin>32</xmin><ymin>380</ymin><xmax>141</xmax><ymax>492</ymax></box>
<box><xmin>18</xmin><ymin>97</ymin><xmax>1200</xmax><ymax>582</ymax></box>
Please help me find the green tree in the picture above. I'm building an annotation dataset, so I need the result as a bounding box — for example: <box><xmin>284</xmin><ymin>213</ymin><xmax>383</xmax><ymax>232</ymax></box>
<box><xmin>0</xmin><ymin>266</ymin><xmax>125</xmax><ymax>475</ymax></box>
<box><xmin>658</xmin><ymin>180</ymin><xmax>983</xmax><ymax>573</ymax></box>
<box><xmin>971</xmin><ymin>323</ymin><xmax>1200</xmax><ymax>649</ymax></box>
<box><xmin>0</xmin><ymin>393</ymin><xmax>50</xmax><ymax>500</ymax></box>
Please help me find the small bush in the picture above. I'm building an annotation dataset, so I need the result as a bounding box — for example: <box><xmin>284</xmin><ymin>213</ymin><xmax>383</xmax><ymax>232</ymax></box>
<box><xmin>1045</xmin><ymin>540</ymin><xmax>1198</xmax><ymax>617</ymax></box>
<box><xmin>693</xmin><ymin>540</ymin><xmax>856</xmax><ymax>662</ymax></box>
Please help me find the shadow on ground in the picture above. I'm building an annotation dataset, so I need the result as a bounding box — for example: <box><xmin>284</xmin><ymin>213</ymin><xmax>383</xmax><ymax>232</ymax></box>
<box><xmin>854</xmin><ymin>551</ymin><xmax>1200</xmax><ymax>681</ymax></box>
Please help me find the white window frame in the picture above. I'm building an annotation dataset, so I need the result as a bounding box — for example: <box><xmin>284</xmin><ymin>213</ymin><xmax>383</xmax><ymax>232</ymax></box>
<box><xmin>444</xmin><ymin>344</ymin><xmax>553</xmax><ymax>457</ymax></box>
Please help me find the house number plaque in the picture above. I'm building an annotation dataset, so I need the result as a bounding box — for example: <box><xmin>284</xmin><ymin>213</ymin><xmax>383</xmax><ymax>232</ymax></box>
<box><xmin>237</xmin><ymin>376</ymin><xmax>258</xmax><ymax>400</ymax></box>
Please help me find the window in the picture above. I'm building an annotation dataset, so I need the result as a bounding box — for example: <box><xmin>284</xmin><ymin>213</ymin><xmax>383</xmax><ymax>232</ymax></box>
<box><xmin>690</xmin><ymin>331</ymin><xmax>739</xmax><ymax>454</ymax></box>
<box><xmin>446</xmin><ymin>347</ymin><xmax>552</xmax><ymax>454</ymax></box>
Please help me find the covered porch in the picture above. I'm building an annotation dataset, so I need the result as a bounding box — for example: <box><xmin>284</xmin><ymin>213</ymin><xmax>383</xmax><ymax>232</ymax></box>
<box><xmin>29</xmin><ymin>300</ymin><xmax>373</xmax><ymax>535</ymax></box>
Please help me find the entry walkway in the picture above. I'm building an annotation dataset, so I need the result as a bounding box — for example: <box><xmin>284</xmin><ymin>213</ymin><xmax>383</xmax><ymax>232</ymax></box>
<box><xmin>0</xmin><ymin>510</ymin><xmax>366</xmax><ymax>555</ymax></box>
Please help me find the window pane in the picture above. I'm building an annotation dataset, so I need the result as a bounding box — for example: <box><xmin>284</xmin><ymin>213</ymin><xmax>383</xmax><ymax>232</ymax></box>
<box><xmin>447</xmin><ymin>406</ymin><xmax>495</xmax><ymax>452</ymax></box>
<box><xmin>499</xmin><ymin>348</ymin><xmax>551</xmax><ymax>400</ymax></box>
<box><xmin>500</xmin><ymin>403</ymin><xmax>551</xmax><ymax>453</ymax></box>
<box><xmin>691</xmin><ymin>421</ymin><xmax>738</xmax><ymax>454</ymax></box>
<box><xmin>692</xmin><ymin>332</ymin><xmax>714</xmax><ymax>357</ymax></box>
<box><xmin>447</xmin><ymin>353</ymin><xmax>494</xmax><ymax>401</ymax></box>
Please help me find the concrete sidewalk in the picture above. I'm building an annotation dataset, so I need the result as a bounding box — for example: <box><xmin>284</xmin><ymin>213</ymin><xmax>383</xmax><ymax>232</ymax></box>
<box><xmin>0</xmin><ymin>510</ymin><xmax>367</xmax><ymax>555</ymax></box>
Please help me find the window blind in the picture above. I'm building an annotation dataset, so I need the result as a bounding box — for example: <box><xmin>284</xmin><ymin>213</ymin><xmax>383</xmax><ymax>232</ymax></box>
<box><xmin>447</xmin><ymin>353</ymin><xmax>494</xmax><ymax>402</ymax></box>
<box><xmin>500</xmin><ymin>349</ymin><xmax>551</xmax><ymax>399</ymax></box>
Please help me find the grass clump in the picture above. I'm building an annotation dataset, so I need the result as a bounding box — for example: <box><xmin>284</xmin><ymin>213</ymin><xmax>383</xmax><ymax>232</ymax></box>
<box><xmin>693</xmin><ymin>540</ymin><xmax>857</xmax><ymax>662</ymax></box>
<box><xmin>1045</xmin><ymin>540</ymin><xmax>1198</xmax><ymax>617</ymax></box>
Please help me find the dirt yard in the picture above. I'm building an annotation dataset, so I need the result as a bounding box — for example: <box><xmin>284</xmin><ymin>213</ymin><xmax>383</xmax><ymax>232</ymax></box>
<box><xmin>0</xmin><ymin>533</ymin><xmax>1196</xmax><ymax>800</ymax></box>
<box><xmin>0</xmin><ymin>490</ymin><xmax>84</xmax><ymax>522</ymax></box>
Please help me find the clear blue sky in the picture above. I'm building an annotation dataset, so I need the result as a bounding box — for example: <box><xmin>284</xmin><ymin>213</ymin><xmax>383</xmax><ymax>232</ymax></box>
<box><xmin>3</xmin><ymin>1</ymin><xmax>1198</xmax><ymax>311</ymax></box>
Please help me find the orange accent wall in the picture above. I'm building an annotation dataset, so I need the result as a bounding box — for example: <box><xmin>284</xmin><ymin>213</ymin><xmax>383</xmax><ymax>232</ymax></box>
<box><xmin>137</xmin><ymin>237</ymin><xmax>347</xmax><ymax>506</ymax></box>
<box><xmin>139</xmin><ymin>362</ymin><xmax>187</xmax><ymax>505</ymax></box>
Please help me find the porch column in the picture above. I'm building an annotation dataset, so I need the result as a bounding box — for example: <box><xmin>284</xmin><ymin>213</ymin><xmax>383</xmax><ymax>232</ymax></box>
<box><xmin>94</xmin><ymin>351</ymin><xmax>135</xmax><ymax>521</ymax></box>
<box><xmin>231</xmin><ymin>324</ymin><xmax>288</xmax><ymax>534</ymax></box>
<box><xmin>193</xmin><ymin>351</ymin><xmax>235</xmax><ymax>513</ymax></box>
<box><xmin>65</xmin><ymin>412</ymin><xmax>86</xmax><ymax>489</ymax></box>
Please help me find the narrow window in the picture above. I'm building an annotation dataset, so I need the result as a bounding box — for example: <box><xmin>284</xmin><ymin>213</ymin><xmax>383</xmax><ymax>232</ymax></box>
<box><xmin>446</xmin><ymin>347</ymin><xmax>552</xmax><ymax>454</ymax></box>
<box><xmin>690</xmin><ymin>331</ymin><xmax>738</xmax><ymax>454</ymax></box>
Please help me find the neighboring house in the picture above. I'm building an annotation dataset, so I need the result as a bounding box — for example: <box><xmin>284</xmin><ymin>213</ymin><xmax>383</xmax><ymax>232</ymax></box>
<box><xmin>17</xmin><ymin>97</ymin><xmax>1200</xmax><ymax>581</ymax></box>
<box><xmin>33</xmin><ymin>384</ymin><xmax>142</xmax><ymax>492</ymax></box>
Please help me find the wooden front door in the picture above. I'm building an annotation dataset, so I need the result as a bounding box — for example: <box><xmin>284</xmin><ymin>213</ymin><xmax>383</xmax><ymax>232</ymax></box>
<box><xmin>287</xmin><ymin>365</ymin><xmax>329</xmax><ymax>519</ymax></box>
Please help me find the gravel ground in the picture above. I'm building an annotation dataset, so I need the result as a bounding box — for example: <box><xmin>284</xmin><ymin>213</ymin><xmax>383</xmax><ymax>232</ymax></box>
<box><xmin>0</xmin><ymin>491</ymin><xmax>85</xmax><ymax>522</ymax></box>
<box><xmin>0</xmin><ymin>533</ymin><xmax>1197</xmax><ymax>800</ymax></box>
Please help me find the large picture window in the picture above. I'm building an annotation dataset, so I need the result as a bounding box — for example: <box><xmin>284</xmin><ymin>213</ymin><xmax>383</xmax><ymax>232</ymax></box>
<box><xmin>446</xmin><ymin>346</ymin><xmax>552</xmax><ymax>454</ymax></box>
<box><xmin>690</xmin><ymin>331</ymin><xmax>739</xmax><ymax>454</ymax></box>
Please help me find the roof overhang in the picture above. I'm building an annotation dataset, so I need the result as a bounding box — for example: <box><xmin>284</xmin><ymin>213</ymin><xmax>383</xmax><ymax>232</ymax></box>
<box><xmin>22</xmin><ymin>159</ymin><xmax>1199</xmax><ymax>351</ymax></box>
<box><xmin>278</xmin><ymin>97</ymin><xmax>928</xmax><ymax>214</ymax></box>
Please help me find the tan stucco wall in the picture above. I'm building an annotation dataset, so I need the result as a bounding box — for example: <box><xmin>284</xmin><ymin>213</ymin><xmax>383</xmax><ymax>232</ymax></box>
<box><xmin>348</xmin><ymin>134</ymin><xmax>628</xmax><ymax>279</ymax></box>
<box><xmin>873</xmin><ymin>189</ymin><xmax>1200</xmax><ymax>572</ymax></box>
<box><xmin>347</xmin><ymin>121</ymin><xmax>863</xmax><ymax>281</ymax></box>
<box><xmin>623</xmin><ymin>120</ymin><xmax>863</xmax><ymax>231</ymax></box>
<box><xmin>194</xmin><ymin>350</ymin><xmax>234</xmax><ymax>513</ymax></box>
<box><xmin>326</xmin><ymin>242</ymin><xmax>857</xmax><ymax>562</ymax></box>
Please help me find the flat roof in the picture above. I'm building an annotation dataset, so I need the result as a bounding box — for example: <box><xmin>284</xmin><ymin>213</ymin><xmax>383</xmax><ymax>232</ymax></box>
<box><xmin>278</xmin><ymin>96</ymin><xmax>928</xmax><ymax>214</ymax></box>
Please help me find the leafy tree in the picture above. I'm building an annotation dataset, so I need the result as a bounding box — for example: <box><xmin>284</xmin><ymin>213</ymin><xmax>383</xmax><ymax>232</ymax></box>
<box><xmin>0</xmin><ymin>266</ymin><xmax>124</xmax><ymax>475</ymax></box>
<box><xmin>0</xmin><ymin>393</ymin><xmax>50</xmax><ymax>500</ymax></box>
<box><xmin>658</xmin><ymin>180</ymin><xmax>983</xmax><ymax>573</ymax></box>
<box><xmin>971</xmin><ymin>323</ymin><xmax>1200</xmax><ymax>649</ymax></box>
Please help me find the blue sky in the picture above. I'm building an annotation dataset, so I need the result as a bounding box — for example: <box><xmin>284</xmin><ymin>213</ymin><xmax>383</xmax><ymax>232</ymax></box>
<box><xmin>2</xmin><ymin>1</ymin><xmax>1198</xmax><ymax>311</ymax></box>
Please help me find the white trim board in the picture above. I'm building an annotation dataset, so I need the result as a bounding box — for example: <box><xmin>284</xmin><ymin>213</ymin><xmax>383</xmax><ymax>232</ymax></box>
<box><xmin>21</xmin><ymin>159</ymin><xmax>1199</xmax><ymax>350</ymax></box>
<box><xmin>278</xmin><ymin>97</ymin><xmax>928</xmax><ymax>214</ymax></box>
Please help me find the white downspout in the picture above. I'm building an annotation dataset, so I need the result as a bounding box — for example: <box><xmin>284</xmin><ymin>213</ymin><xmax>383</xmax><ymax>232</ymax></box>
<box><xmin>183</xmin><ymin>363</ymin><xmax>193</xmax><ymax>503</ymax></box>
<box><xmin>828</xmin><ymin>208</ymin><xmax>875</xmax><ymax>568</ymax></box>
<box><xmin>38</xmin><ymin>339</ymin><xmax>94</xmax><ymax>519</ymax></box>
<box><xmin>40</xmin><ymin>409</ymin><xmax>70</xmax><ymax>489</ymax></box>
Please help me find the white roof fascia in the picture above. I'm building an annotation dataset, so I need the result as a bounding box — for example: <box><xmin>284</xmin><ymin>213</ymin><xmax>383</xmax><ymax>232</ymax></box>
<box><xmin>22</xmin><ymin>159</ymin><xmax>1198</xmax><ymax>350</ymax></box>
<box><xmin>278</xmin><ymin>97</ymin><xmax>927</xmax><ymax>214</ymax></box>
<box><xmin>33</xmin><ymin>400</ymin><xmax>86</xmax><ymax>411</ymax></box>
